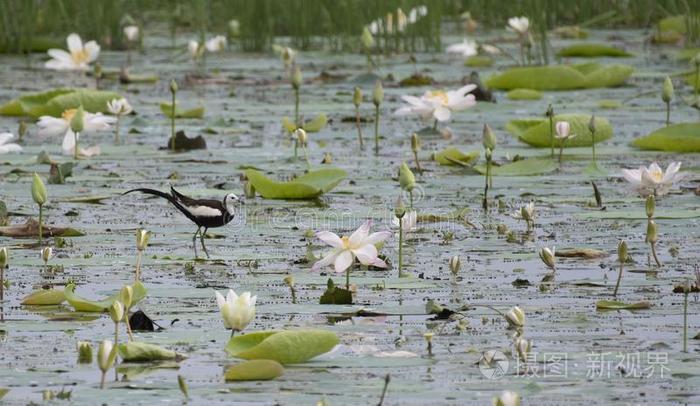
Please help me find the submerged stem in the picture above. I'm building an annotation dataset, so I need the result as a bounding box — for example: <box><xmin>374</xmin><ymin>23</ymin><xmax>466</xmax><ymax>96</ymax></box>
<box><xmin>650</xmin><ymin>242</ymin><xmax>662</xmax><ymax>267</ymax></box>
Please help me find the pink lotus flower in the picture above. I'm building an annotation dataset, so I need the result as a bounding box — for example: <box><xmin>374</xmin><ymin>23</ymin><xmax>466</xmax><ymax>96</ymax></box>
<box><xmin>621</xmin><ymin>162</ymin><xmax>684</xmax><ymax>196</ymax></box>
<box><xmin>311</xmin><ymin>220</ymin><xmax>391</xmax><ymax>273</ymax></box>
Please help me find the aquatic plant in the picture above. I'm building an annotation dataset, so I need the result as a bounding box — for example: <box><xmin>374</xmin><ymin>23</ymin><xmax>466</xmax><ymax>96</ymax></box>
<box><xmin>621</xmin><ymin>162</ymin><xmax>684</xmax><ymax>196</ymax></box>
<box><xmin>398</xmin><ymin>162</ymin><xmax>416</xmax><ymax>208</ymax></box>
<box><xmin>394</xmin><ymin>196</ymin><xmax>406</xmax><ymax>278</ymax></box>
<box><xmin>410</xmin><ymin>133</ymin><xmax>422</xmax><ymax>174</ymax></box>
<box><xmin>507</xmin><ymin>16</ymin><xmax>531</xmax><ymax>65</ymax></box>
<box><xmin>481</xmin><ymin>124</ymin><xmax>496</xmax><ymax>209</ymax></box>
<box><xmin>215</xmin><ymin>289</ymin><xmax>257</xmax><ymax>336</ymax></box>
<box><xmin>106</xmin><ymin>98</ymin><xmax>132</xmax><ymax>144</ymax></box>
<box><xmin>134</xmin><ymin>229</ymin><xmax>150</xmax><ymax>282</ymax></box>
<box><xmin>505</xmin><ymin>306</ymin><xmax>525</xmax><ymax>328</ymax></box>
<box><xmin>0</xmin><ymin>133</ymin><xmax>22</xmax><ymax>154</ymax></box>
<box><xmin>613</xmin><ymin>240</ymin><xmax>627</xmax><ymax>297</ymax></box>
<box><xmin>539</xmin><ymin>246</ymin><xmax>556</xmax><ymax>272</ymax></box>
<box><xmin>0</xmin><ymin>247</ymin><xmax>6</xmax><ymax>302</ymax></box>
<box><xmin>492</xmin><ymin>390</ymin><xmax>521</xmax><ymax>406</ymax></box>
<box><xmin>45</xmin><ymin>33</ymin><xmax>99</xmax><ymax>71</ymax></box>
<box><xmin>37</xmin><ymin>106</ymin><xmax>115</xmax><ymax>158</ymax></box>
<box><xmin>394</xmin><ymin>85</ymin><xmax>477</xmax><ymax>129</ymax></box>
<box><xmin>97</xmin><ymin>340</ymin><xmax>117</xmax><ymax>389</ymax></box>
<box><xmin>372</xmin><ymin>80</ymin><xmax>383</xmax><ymax>155</ymax></box>
<box><xmin>519</xmin><ymin>201</ymin><xmax>535</xmax><ymax>232</ymax></box>
<box><xmin>554</xmin><ymin>121</ymin><xmax>577</xmax><ymax>163</ymax></box>
<box><xmin>40</xmin><ymin>247</ymin><xmax>52</xmax><ymax>272</ymax></box>
<box><xmin>31</xmin><ymin>173</ymin><xmax>47</xmax><ymax>245</ymax></box>
<box><xmin>662</xmin><ymin>76</ymin><xmax>674</xmax><ymax>126</ymax></box>
<box><xmin>169</xmin><ymin>79</ymin><xmax>178</xmax><ymax>151</ymax></box>
<box><xmin>645</xmin><ymin>196</ymin><xmax>662</xmax><ymax>267</ymax></box>
<box><xmin>353</xmin><ymin>87</ymin><xmax>364</xmax><ymax>149</ymax></box>
<box><xmin>445</xmin><ymin>38</ymin><xmax>477</xmax><ymax>57</ymax></box>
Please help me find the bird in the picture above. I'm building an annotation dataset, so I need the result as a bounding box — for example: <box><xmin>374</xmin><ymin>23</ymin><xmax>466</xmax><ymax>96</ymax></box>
<box><xmin>123</xmin><ymin>186</ymin><xmax>242</xmax><ymax>258</ymax></box>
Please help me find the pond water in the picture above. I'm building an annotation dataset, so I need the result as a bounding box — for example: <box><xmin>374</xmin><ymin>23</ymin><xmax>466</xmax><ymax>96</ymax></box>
<box><xmin>0</xmin><ymin>26</ymin><xmax>698</xmax><ymax>405</ymax></box>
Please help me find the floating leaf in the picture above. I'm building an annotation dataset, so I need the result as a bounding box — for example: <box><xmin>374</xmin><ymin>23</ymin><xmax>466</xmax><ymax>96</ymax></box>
<box><xmin>319</xmin><ymin>278</ymin><xmax>353</xmax><ymax>305</ymax></box>
<box><xmin>474</xmin><ymin>158</ymin><xmax>558</xmax><ymax>176</ymax></box>
<box><xmin>506</xmin><ymin>88</ymin><xmax>543</xmax><ymax>100</ymax></box>
<box><xmin>225</xmin><ymin>329</ymin><xmax>339</xmax><ymax>364</ymax></box>
<box><xmin>64</xmin><ymin>281</ymin><xmax>147</xmax><ymax>312</ymax></box>
<box><xmin>598</xmin><ymin>99</ymin><xmax>621</xmax><ymax>109</ymax></box>
<box><xmin>506</xmin><ymin>114</ymin><xmax>613</xmax><ymax>147</ymax></box>
<box><xmin>631</xmin><ymin>123</ymin><xmax>700</xmax><ymax>152</ymax></box>
<box><xmin>555</xmin><ymin>248</ymin><xmax>607</xmax><ymax>259</ymax></box>
<box><xmin>36</xmin><ymin>89</ymin><xmax>122</xmax><ymax>117</ymax></box>
<box><xmin>118</xmin><ymin>342</ymin><xmax>184</xmax><ymax>362</ymax></box>
<box><xmin>160</xmin><ymin>103</ymin><xmax>204</xmax><ymax>119</ymax></box>
<box><xmin>224</xmin><ymin>359</ymin><xmax>284</xmax><ymax>381</ymax></box>
<box><xmin>48</xmin><ymin>162</ymin><xmax>74</xmax><ymax>185</ymax></box>
<box><xmin>464</xmin><ymin>56</ymin><xmax>493</xmax><ymax>67</ymax></box>
<box><xmin>0</xmin><ymin>88</ymin><xmax>75</xmax><ymax>116</ymax></box>
<box><xmin>165</xmin><ymin>130</ymin><xmax>207</xmax><ymax>151</ymax></box>
<box><xmin>557</xmin><ymin>43</ymin><xmax>632</xmax><ymax>57</ymax></box>
<box><xmin>0</xmin><ymin>218</ymin><xmax>85</xmax><ymax>238</ymax></box>
<box><xmin>596</xmin><ymin>300</ymin><xmax>651</xmax><ymax>311</ymax></box>
<box><xmin>245</xmin><ymin>168</ymin><xmax>347</xmax><ymax>199</ymax></box>
<box><xmin>21</xmin><ymin>289</ymin><xmax>65</xmax><ymax>305</ymax></box>
<box><xmin>399</xmin><ymin>73</ymin><xmax>435</xmax><ymax>86</ymax></box>
<box><xmin>0</xmin><ymin>388</ymin><xmax>8</xmax><ymax>400</ymax></box>
<box><xmin>432</xmin><ymin>147</ymin><xmax>479</xmax><ymax>166</ymax></box>
<box><xmin>486</xmin><ymin>63</ymin><xmax>633</xmax><ymax>90</ymax></box>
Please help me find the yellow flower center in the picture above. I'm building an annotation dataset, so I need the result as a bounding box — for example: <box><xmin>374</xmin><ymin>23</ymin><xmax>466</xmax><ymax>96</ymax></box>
<box><xmin>62</xmin><ymin>108</ymin><xmax>77</xmax><ymax>122</ymax></box>
<box><xmin>649</xmin><ymin>169</ymin><xmax>663</xmax><ymax>183</ymax></box>
<box><xmin>428</xmin><ymin>90</ymin><xmax>449</xmax><ymax>106</ymax></box>
<box><xmin>341</xmin><ymin>236</ymin><xmax>351</xmax><ymax>249</ymax></box>
<box><xmin>71</xmin><ymin>48</ymin><xmax>89</xmax><ymax>64</ymax></box>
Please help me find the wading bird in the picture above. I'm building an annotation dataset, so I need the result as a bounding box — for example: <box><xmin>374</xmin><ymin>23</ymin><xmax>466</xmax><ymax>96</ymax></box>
<box><xmin>124</xmin><ymin>186</ymin><xmax>241</xmax><ymax>258</ymax></box>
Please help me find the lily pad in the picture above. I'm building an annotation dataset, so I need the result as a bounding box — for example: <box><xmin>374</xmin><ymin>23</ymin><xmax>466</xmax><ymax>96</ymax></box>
<box><xmin>474</xmin><ymin>158</ymin><xmax>558</xmax><ymax>176</ymax></box>
<box><xmin>557</xmin><ymin>43</ymin><xmax>632</xmax><ymax>57</ymax></box>
<box><xmin>555</xmin><ymin>248</ymin><xmax>607</xmax><ymax>259</ymax></box>
<box><xmin>225</xmin><ymin>329</ymin><xmax>339</xmax><ymax>364</ymax></box>
<box><xmin>160</xmin><ymin>103</ymin><xmax>204</xmax><ymax>119</ymax></box>
<box><xmin>21</xmin><ymin>289</ymin><xmax>65</xmax><ymax>306</ymax></box>
<box><xmin>224</xmin><ymin>359</ymin><xmax>284</xmax><ymax>381</ymax></box>
<box><xmin>0</xmin><ymin>388</ymin><xmax>8</xmax><ymax>400</ymax></box>
<box><xmin>596</xmin><ymin>300</ymin><xmax>651</xmax><ymax>311</ymax></box>
<box><xmin>432</xmin><ymin>147</ymin><xmax>479</xmax><ymax>166</ymax></box>
<box><xmin>506</xmin><ymin>88</ymin><xmax>543</xmax><ymax>100</ymax></box>
<box><xmin>486</xmin><ymin>63</ymin><xmax>633</xmax><ymax>90</ymax></box>
<box><xmin>37</xmin><ymin>89</ymin><xmax>122</xmax><ymax>117</ymax></box>
<box><xmin>0</xmin><ymin>88</ymin><xmax>75</xmax><ymax>116</ymax></box>
<box><xmin>506</xmin><ymin>114</ymin><xmax>613</xmax><ymax>147</ymax></box>
<box><xmin>64</xmin><ymin>281</ymin><xmax>147</xmax><ymax>312</ymax></box>
<box><xmin>631</xmin><ymin>123</ymin><xmax>700</xmax><ymax>152</ymax></box>
<box><xmin>118</xmin><ymin>341</ymin><xmax>184</xmax><ymax>362</ymax></box>
<box><xmin>245</xmin><ymin>168</ymin><xmax>347</xmax><ymax>199</ymax></box>
<box><xmin>319</xmin><ymin>278</ymin><xmax>353</xmax><ymax>305</ymax></box>
<box><xmin>464</xmin><ymin>56</ymin><xmax>493</xmax><ymax>67</ymax></box>
<box><xmin>0</xmin><ymin>218</ymin><xmax>85</xmax><ymax>238</ymax></box>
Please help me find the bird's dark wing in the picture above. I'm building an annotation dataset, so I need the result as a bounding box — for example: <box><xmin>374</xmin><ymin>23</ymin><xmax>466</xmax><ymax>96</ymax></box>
<box><xmin>170</xmin><ymin>186</ymin><xmax>226</xmax><ymax>211</ymax></box>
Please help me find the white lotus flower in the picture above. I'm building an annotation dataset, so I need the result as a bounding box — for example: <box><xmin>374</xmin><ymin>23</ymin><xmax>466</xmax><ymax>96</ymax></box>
<box><xmin>621</xmin><ymin>162</ymin><xmax>684</xmax><ymax>196</ymax></box>
<box><xmin>446</xmin><ymin>39</ymin><xmax>478</xmax><ymax>57</ymax></box>
<box><xmin>392</xmin><ymin>210</ymin><xmax>418</xmax><ymax>233</ymax></box>
<box><xmin>205</xmin><ymin>35</ymin><xmax>227</xmax><ymax>52</ymax></box>
<box><xmin>123</xmin><ymin>25</ymin><xmax>139</xmax><ymax>41</ymax></box>
<box><xmin>493</xmin><ymin>390</ymin><xmax>521</xmax><ymax>406</ymax></box>
<box><xmin>97</xmin><ymin>340</ymin><xmax>115</xmax><ymax>372</ymax></box>
<box><xmin>188</xmin><ymin>40</ymin><xmax>201</xmax><ymax>60</ymax></box>
<box><xmin>554</xmin><ymin>121</ymin><xmax>576</xmax><ymax>140</ymax></box>
<box><xmin>481</xmin><ymin>44</ymin><xmax>501</xmax><ymax>55</ymax></box>
<box><xmin>394</xmin><ymin>85</ymin><xmax>477</xmax><ymax>122</ymax></box>
<box><xmin>311</xmin><ymin>220</ymin><xmax>391</xmax><ymax>273</ymax></box>
<box><xmin>506</xmin><ymin>16</ymin><xmax>529</xmax><ymax>35</ymax></box>
<box><xmin>0</xmin><ymin>133</ymin><xmax>22</xmax><ymax>154</ymax></box>
<box><xmin>107</xmin><ymin>98</ymin><xmax>133</xmax><ymax>116</ymax></box>
<box><xmin>505</xmin><ymin>306</ymin><xmax>525</xmax><ymax>328</ymax></box>
<box><xmin>215</xmin><ymin>289</ymin><xmax>256</xmax><ymax>332</ymax></box>
<box><xmin>45</xmin><ymin>33</ymin><xmax>100</xmax><ymax>71</ymax></box>
<box><xmin>37</xmin><ymin>109</ymin><xmax>115</xmax><ymax>156</ymax></box>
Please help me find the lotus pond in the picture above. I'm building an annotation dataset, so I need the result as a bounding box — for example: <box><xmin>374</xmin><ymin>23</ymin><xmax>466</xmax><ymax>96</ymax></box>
<box><xmin>0</xmin><ymin>2</ymin><xmax>699</xmax><ymax>406</ymax></box>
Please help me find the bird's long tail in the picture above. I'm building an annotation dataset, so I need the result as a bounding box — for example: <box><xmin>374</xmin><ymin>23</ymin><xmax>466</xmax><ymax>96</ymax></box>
<box><xmin>123</xmin><ymin>188</ymin><xmax>177</xmax><ymax>205</ymax></box>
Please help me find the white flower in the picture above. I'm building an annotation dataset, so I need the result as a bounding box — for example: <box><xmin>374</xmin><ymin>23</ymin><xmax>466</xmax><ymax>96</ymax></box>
<box><xmin>520</xmin><ymin>201</ymin><xmax>534</xmax><ymax>222</ymax></box>
<box><xmin>188</xmin><ymin>40</ymin><xmax>201</xmax><ymax>60</ymax></box>
<box><xmin>37</xmin><ymin>109</ymin><xmax>115</xmax><ymax>156</ymax></box>
<box><xmin>621</xmin><ymin>162</ymin><xmax>684</xmax><ymax>196</ymax></box>
<box><xmin>408</xmin><ymin>6</ymin><xmax>428</xmax><ymax>24</ymax></box>
<box><xmin>272</xmin><ymin>45</ymin><xmax>295</xmax><ymax>67</ymax></box>
<box><xmin>480</xmin><ymin>44</ymin><xmax>501</xmax><ymax>55</ymax></box>
<box><xmin>45</xmin><ymin>33</ymin><xmax>100</xmax><ymax>71</ymax></box>
<box><xmin>506</xmin><ymin>16</ymin><xmax>529</xmax><ymax>35</ymax></box>
<box><xmin>394</xmin><ymin>85</ymin><xmax>477</xmax><ymax>122</ymax></box>
<box><xmin>504</xmin><ymin>306</ymin><xmax>525</xmax><ymax>328</ymax></box>
<box><xmin>446</xmin><ymin>39</ymin><xmax>478</xmax><ymax>57</ymax></box>
<box><xmin>311</xmin><ymin>220</ymin><xmax>391</xmax><ymax>273</ymax></box>
<box><xmin>123</xmin><ymin>25</ymin><xmax>139</xmax><ymax>42</ymax></box>
<box><xmin>514</xmin><ymin>337</ymin><xmax>531</xmax><ymax>362</ymax></box>
<box><xmin>0</xmin><ymin>133</ymin><xmax>22</xmax><ymax>154</ymax></box>
<box><xmin>215</xmin><ymin>289</ymin><xmax>256</xmax><ymax>332</ymax></box>
<box><xmin>107</xmin><ymin>98</ymin><xmax>133</xmax><ymax>116</ymax></box>
<box><xmin>492</xmin><ymin>390</ymin><xmax>521</xmax><ymax>406</ymax></box>
<box><xmin>554</xmin><ymin>121</ymin><xmax>576</xmax><ymax>140</ymax></box>
<box><xmin>539</xmin><ymin>246</ymin><xmax>556</xmax><ymax>270</ymax></box>
<box><xmin>205</xmin><ymin>35</ymin><xmax>227</xmax><ymax>52</ymax></box>
<box><xmin>41</xmin><ymin>247</ymin><xmax>53</xmax><ymax>263</ymax></box>
<box><xmin>392</xmin><ymin>210</ymin><xmax>418</xmax><ymax>233</ymax></box>
<box><xmin>97</xmin><ymin>340</ymin><xmax>115</xmax><ymax>372</ymax></box>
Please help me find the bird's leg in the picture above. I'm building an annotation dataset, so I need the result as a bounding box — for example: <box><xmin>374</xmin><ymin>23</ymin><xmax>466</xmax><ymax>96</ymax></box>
<box><xmin>192</xmin><ymin>226</ymin><xmax>201</xmax><ymax>258</ymax></box>
<box><xmin>200</xmin><ymin>227</ymin><xmax>210</xmax><ymax>258</ymax></box>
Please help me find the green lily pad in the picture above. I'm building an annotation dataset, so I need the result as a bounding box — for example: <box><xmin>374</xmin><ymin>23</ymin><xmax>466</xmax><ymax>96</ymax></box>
<box><xmin>598</xmin><ymin>99</ymin><xmax>621</xmax><ymax>109</ymax></box>
<box><xmin>118</xmin><ymin>342</ymin><xmax>184</xmax><ymax>362</ymax></box>
<box><xmin>160</xmin><ymin>103</ymin><xmax>204</xmax><ymax>119</ymax></box>
<box><xmin>64</xmin><ymin>281</ymin><xmax>147</xmax><ymax>312</ymax></box>
<box><xmin>659</xmin><ymin>14</ymin><xmax>700</xmax><ymax>36</ymax></box>
<box><xmin>486</xmin><ymin>63</ymin><xmax>633</xmax><ymax>90</ymax></box>
<box><xmin>282</xmin><ymin>113</ymin><xmax>328</xmax><ymax>133</ymax></box>
<box><xmin>632</xmin><ymin>123</ymin><xmax>700</xmax><ymax>152</ymax></box>
<box><xmin>319</xmin><ymin>278</ymin><xmax>353</xmax><ymax>305</ymax></box>
<box><xmin>557</xmin><ymin>43</ymin><xmax>632</xmax><ymax>57</ymax></box>
<box><xmin>464</xmin><ymin>55</ymin><xmax>493</xmax><ymax>67</ymax></box>
<box><xmin>224</xmin><ymin>359</ymin><xmax>284</xmax><ymax>381</ymax></box>
<box><xmin>245</xmin><ymin>168</ymin><xmax>347</xmax><ymax>199</ymax></box>
<box><xmin>21</xmin><ymin>289</ymin><xmax>65</xmax><ymax>305</ymax></box>
<box><xmin>225</xmin><ymin>329</ymin><xmax>339</xmax><ymax>364</ymax></box>
<box><xmin>0</xmin><ymin>88</ymin><xmax>121</xmax><ymax>118</ymax></box>
<box><xmin>506</xmin><ymin>114</ymin><xmax>613</xmax><ymax>147</ymax></box>
<box><xmin>596</xmin><ymin>300</ymin><xmax>651</xmax><ymax>311</ymax></box>
<box><xmin>0</xmin><ymin>88</ymin><xmax>74</xmax><ymax>116</ymax></box>
<box><xmin>506</xmin><ymin>88</ymin><xmax>543</xmax><ymax>100</ymax></box>
<box><xmin>474</xmin><ymin>158</ymin><xmax>558</xmax><ymax>176</ymax></box>
<box><xmin>432</xmin><ymin>147</ymin><xmax>479</xmax><ymax>166</ymax></box>
<box><xmin>0</xmin><ymin>388</ymin><xmax>8</xmax><ymax>400</ymax></box>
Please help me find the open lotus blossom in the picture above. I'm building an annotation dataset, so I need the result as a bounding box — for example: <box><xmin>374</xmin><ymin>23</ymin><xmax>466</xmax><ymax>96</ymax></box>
<box><xmin>621</xmin><ymin>162</ymin><xmax>684</xmax><ymax>196</ymax></box>
<box><xmin>215</xmin><ymin>289</ymin><xmax>257</xmax><ymax>332</ymax></box>
<box><xmin>394</xmin><ymin>85</ymin><xmax>477</xmax><ymax>122</ymax></box>
<box><xmin>123</xmin><ymin>25</ymin><xmax>139</xmax><ymax>41</ymax></box>
<box><xmin>506</xmin><ymin>16</ymin><xmax>529</xmax><ymax>35</ymax></box>
<box><xmin>45</xmin><ymin>33</ymin><xmax>100</xmax><ymax>71</ymax></box>
<box><xmin>446</xmin><ymin>39</ymin><xmax>478</xmax><ymax>57</ymax></box>
<box><xmin>37</xmin><ymin>109</ymin><xmax>115</xmax><ymax>156</ymax></box>
<box><xmin>392</xmin><ymin>210</ymin><xmax>418</xmax><ymax>233</ymax></box>
<box><xmin>311</xmin><ymin>220</ymin><xmax>391</xmax><ymax>273</ymax></box>
<box><xmin>188</xmin><ymin>40</ymin><xmax>202</xmax><ymax>60</ymax></box>
<box><xmin>107</xmin><ymin>98</ymin><xmax>133</xmax><ymax>116</ymax></box>
<box><xmin>493</xmin><ymin>390</ymin><xmax>521</xmax><ymax>406</ymax></box>
<box><xmin>554</xmin><ymin>121</ymin><xmax>575</xmax><ymax>140</ymax></box>
<box><xmin>205</xmin><ymin>35</ymin><xmax>227</xmax><ymax>52</ymax></box>
<box><xmin>0</xmin><ymin>133</ymin><xmax>22</xmax><ymax>154</ymax></box>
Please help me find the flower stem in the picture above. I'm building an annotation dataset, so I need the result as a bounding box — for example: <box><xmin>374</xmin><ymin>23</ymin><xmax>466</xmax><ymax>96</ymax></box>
<box><xmin>170</xmin><ymin>92</ymin><xmax>176</xmax><ymax>151</ymax></box>
<box><xmin>413</xmin><ymin>151</ymin><xmax>422</xmax><ymax>175</ymax></box>
<box><xmin>549</xmin><ymin>115</ymin><xmax>554</xmax><ymax>158</ymax></box>
<box><xmin>374</xmin><ymin>105</ymin><xmax>380</xmax><ymax>156</ymax></box>
<box><xmin>135</xmin><ymin>250</ymin><xmax>142</xmax><ymax>282</ymax></box>
<box><xmin>38</xmin><ymin>204</ymin><xmax>43</xmax><ymax>246</ymax></box>
<box><xmin>302</xmin><ymin>144</ymin><xmax>310</xmax><ymax>170</ymax></box>
<box><xmin>432</xmin><ymin>119</ymin><xmax>437</xmax><ymax>131</ymax></box>
<box><xmin>294</xmin><ymin>88</ymin><xmax>300</xmax><ymax>127</ymax></box>
<box><xmin>683</xmin><ymin>292</ymin><xmax>688</xmax><ymax>352</ymax></box>
<box><xmin>73</xmin><ymin>131</ymin><xmax>79</xmax><ymax>159</ymax></box>
<box><xmin>665</xmin><ymin>101</ymin><xmax>671</xmax><ymax>126</ymax></box>
<box><xmin>100</xmin><ymin>371</ymin><xmax>106</xmax><ymax>389</ymax></box>
<box><xmin>398</xmin><ymin>220</ymin><xmax>403</xmax><ymax>278</ymax></box>
<box><xmin>293</xmin><ymin>139</ymin><xmax>298</xmax><ymax>159</ymax></box>
<box><xmin>650</xmin><ymin>242</ymin><xmax>662</xmax><ymax>267</ymax></box>
<box><xmin>0</xmin><ymin>266</ymin><xmax>4</xmax><ymax>302</ymax></box>
<box><xmin>558</xmin><ymin>143</ymin><xmax>564</xmax><ymax>164</ymax></box>
<box><xmin>355</xmin><ymin>106</ymin><xmax>364</xmax><ymax>149</ymax></box>
<box><xmin>345</xmin><ymin>267</ymin><xmax>350</xmax><ymax>291</ymax></box>
<box><xmin>114</xmin><ymin>322</ymin><xmax>119</xmax><ymax>381</ymax></box>
<box><xmin>230</xmin><ymin>329</ymin><xmax>236</xmax><ymax>338</ymax></box>
<box><xmin>613</xmin><ymin>262</ymin><xmax>623</xmax><ymax>298</ymax></box>
<box><xmin>482</xmin><ymin>158</ymin><xmax>490</xmax><ymax>210</ymax></box>
<box><xmin>114</xmin><ymin>116</ymin><xmax>121</xmax><ymax>145</ymax></box>
<box><xmin>591</xmin><ymin>128</ymin><xmax>597</xmax><ymax>165</ymax></box>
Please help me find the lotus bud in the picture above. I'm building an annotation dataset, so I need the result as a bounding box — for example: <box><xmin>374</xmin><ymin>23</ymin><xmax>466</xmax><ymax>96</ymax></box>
<box><xmin>41</xmin><ymin>247</ymin><xmax>52</xmax><ymax>264</ymax></box>
<box><xmin>294</xmin><ymin>128</ymin><xmax>307</xmax><ymax>146</ymax></box>
<box><xmin>69</xmin><ymin>106</ymin><xmax>84</xmax><ymax>133</ymax></box>
<box><xmin>372</xmin><ymin>80</ymin><xmax>383</xmax><ymax>106</ymax></box>
<box><xmin>283</xmin><ymin>274</ymin><xmax>295</xmax><ymax>288</ymax></box>
<box><xmin>411</xmin><ymin>133</ymin><xmax>420</xmax><ymax>153</ymax></box>
<box><xmin>394</xmin><ymin>195</ymin><xmax>406</xmax><ymax>219</ymax></box>
<box><xmin>399</xmin><ymin>162</ymin><xmax>415</xmax><ymax>192</ymax></box>
<box><xmin>515</xmin><ymin>337</ymin><xmax>531</xmax><ymax>362</ymax></box>
<box><xmin>504</xmin><ymin>306</ymin><xmax>525</xmax><ymax>328</ymax></box>
<box><xmin>353</xmin><ymin>87</ymin><xmax>362</xmax><ymax>107</ymax></box>
<box><xmin>291</xmin><ymin>66</ymin><xmax>302</xmax><ymax>89</ymax></box>
<box><xmin>109</xmin><ymin>300</ymin><xmax>125</xmax><ymax>323</ymax></box>
<box><xmin>539</xmin><ymin>246</ymin><xmax>556</xmax><ymax>270</ymax></box>
<box><xmin>43</xmin><ymin>390</ymin><xmax>54</xmax><ymax>400</ymax></box>
<box><xmin>485</xmin><ymin>147</ymin><xmax>492</xmax><ymax>160</ymax></box>
<box><xmin>120</xmin><ymin>285</ymin><xmax>133</xmax><ymax>310</ymax></box>
<box><xmin>662</xmin><ymin>76</ymin><xmax>674</xmax><ymax>103</ymax></box>
<box><xmin>646</xmin><ymin>220</ymin><xmax>658</xmax><ymax>243</ymax></box>
<box><xmin>449</xmin><ymin>255</ymin><xmax>461</xmax><ymax>276</ymax></box>
<box><xmin>645</xmin><ymin>195</ymin><xmax>655</xmax><ymax>219</ymax></box>
<box><xmin>617</xmin><ymin>240</ymin><xmax>628</xmax><ymax>263</ymax></box>
<box><xmin>423</xmin><ymin>332</ymin><xmax>434</xmax><ymax>344</ymax></box>
<box><xmin>136</xmin><ymin>228</ymin><xmax>151</xmax><ymax>251</ymax></box>
<box><xmin>482</xmin><ymin>123</ymin><xmax>497</xmax><ymax>151</ymax></box>
<box><xmin>361</xmin><ymin>26</ymin><xmax>375</xmax><ymax>49</ymax></box>
<box><xmin>97</xmin><ymin>340</ymin><xmax>116</xmax><ymax>373</ymax></box>
<box><xmin>18</xmin><ymin>121</ymin><xmax>27</xmax><ymax>139</ymax></box>
<box><xmin>77</xmin><ymin>341</ymin><xmax>93</xmax><ymax>363</ymax></box>
<box><xmin>0</xmin><ymin>247</ymin><xmax>7</xmax><ymax>268</ymax></box>
<box><xmin>178</xmin><ymin>374</ymin><xmax>189</xmax><ymax>399</ymax></box>
<box><xmin>31</xmin><ymin>173</ymin><xmax>47</xmax><ymax>206</ymax></box>
<box><xmin>492</xmin><ymin>390</ymin><xmax>521</xmax><ymax>406</ymax></box>
<box><xmin>588</xmin><ymin>114</ymin><xmax>596</xmax><ymax>134</ymax></box>
<box><xmin>520</xmin><ymin>202</ymin><xmax>534</xmax><ymax>222</ymax></box>
<box><xmin>169</xmin><ymin>79</ymin><xmax>178</xmax><ymax>94</ymax></box>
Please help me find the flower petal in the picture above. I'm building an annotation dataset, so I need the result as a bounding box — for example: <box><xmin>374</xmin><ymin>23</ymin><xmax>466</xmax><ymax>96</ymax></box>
<box><xmin>364</xmin><ymin>230</ymin><xmax>392</xmax><ymax>245</ymax></box>
<box><xmin>352</xmin><ymin>244</ymin><xmax>379</xmax><ymax>265</ymax></box>
<box><xmin>334</xmin><ymin>250</ymin><xmax>354</xmax><ymax>273</ymax></box>
<box><xmin>215</xmin><ymin>291</ymin><xmax>226</xmax><ymax>309</ymax></box>
<box><xmin>311</xmin><ymin>250</ymin><xmax>339</xmax><ymax>271</ymax></box>
<box><xmin>433</xmin><ymin>106</ymin><xmax>451</xmax><ymax>122</ymax></box>
<box><xmin>66</xmin><ymin>33</ymin><xmax>83</xmax><ymax>54</ymax></box>
<box><xmin>349</xmin><ymin>220</ymin><xmax>372</xmax><ymax>246</ymax></box>
<box><xmin>316</xmin><ymin>231</ymin><xmax>343</xmax><ymax>248</ymax></box>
